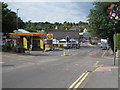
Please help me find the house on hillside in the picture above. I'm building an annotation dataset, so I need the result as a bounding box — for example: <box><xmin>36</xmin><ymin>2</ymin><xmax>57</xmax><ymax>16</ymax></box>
<box><xmin>69</xmin><ymin>25</ymin><xmax>86</xmax><ymax>30</ymax></box>
<box><xmin>79</xmin><ymin>28</ymin><xmax>91</xmax><ymax>41</ymax></box>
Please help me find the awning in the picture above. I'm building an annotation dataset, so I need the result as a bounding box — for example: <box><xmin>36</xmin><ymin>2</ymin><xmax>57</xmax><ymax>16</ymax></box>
<box><xmin>59</xmin><ymin>39</ymin><xmax>66</xmax><ymax>41</ymax></box>
<box><xmin>69</xmin><ymin>39</ymin><xmax>77</xmax><ymax>41</ymax></box>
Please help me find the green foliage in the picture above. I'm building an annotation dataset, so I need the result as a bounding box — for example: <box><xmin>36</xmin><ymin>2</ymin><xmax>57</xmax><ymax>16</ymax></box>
<box><xmin>88</xmin><ymin>2</ymin><xmax>120</xmax><ymax>38</ymax></box>
<box><xmin>0</xmin><ymin>6</ymin><xmax>1</xmax><ymax>33</ymax></box>
<box><xmin>24</xmin><ymin>21</ymin><xmax>88</xmax><ymax>31</ymax></box>
<box><xmin>2</xmin><ymin>2</ymin><xmax>25</xmax><ymax>33</ymax></box>
<box><xmin>116</xmin><ymin>33</ymin><xmax>120</xmax><ymax>50</ymax></box>
<box><xmin>88</xmin><ymin>2</ymin><xmax>120</xmax><ymax>51</ymax></box>
<box><xmin>79</xmin><ymin>27</ymin><xmax>84</xmax><ymax>32</ymax></box>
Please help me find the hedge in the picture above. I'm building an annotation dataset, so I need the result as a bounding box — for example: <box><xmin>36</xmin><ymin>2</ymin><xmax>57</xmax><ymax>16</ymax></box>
<box><xmin>116</xmin><ymin>33</ymin><xmax>120</xmax><ymax>50</ymax></box>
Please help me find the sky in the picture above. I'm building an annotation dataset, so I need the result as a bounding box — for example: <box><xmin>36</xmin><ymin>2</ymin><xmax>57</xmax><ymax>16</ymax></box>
<box><xmin>3</xmin><ymin>0</ymin><xmax>94</xmax><ymax>23</ymax></box>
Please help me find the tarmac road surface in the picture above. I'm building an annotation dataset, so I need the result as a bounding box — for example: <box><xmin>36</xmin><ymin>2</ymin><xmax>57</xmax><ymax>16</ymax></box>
<box><xmin>2</xmin><ymin>46</ymin><xmax>108</xmax><ymax>88</ymax></box>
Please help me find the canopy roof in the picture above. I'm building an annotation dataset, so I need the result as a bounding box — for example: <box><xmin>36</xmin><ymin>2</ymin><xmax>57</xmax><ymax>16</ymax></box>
<box><xmin>6</xmin><ymin>33</ymin><xmax>46</xmax><ymax>36</ymax></box>
<box><xmin>53</xmin><ymin>39</ymin><xmax>58</xmax><ymax>41</ymax></box>
<box><xmin>13</xmin><ymin>29</ymin><xmax>30</xmax><ymax>33</ymax></box>
<box><xmin>69</xmin><ymin>39</ymin><xmax>77</xmax><ymax>41</ymax></box>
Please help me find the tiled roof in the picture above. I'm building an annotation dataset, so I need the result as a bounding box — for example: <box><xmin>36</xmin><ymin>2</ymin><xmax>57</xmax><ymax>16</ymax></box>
<box><xmin>45</xmin><ymin>30</ymin><xmax>79</xmax><ymax>40</ymax></box>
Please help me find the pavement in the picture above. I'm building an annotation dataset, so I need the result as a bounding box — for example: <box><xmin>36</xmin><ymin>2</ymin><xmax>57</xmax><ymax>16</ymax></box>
<box><xmin>83</xmin><ymin>49</ymin><xmax>120</xmax><ymax>89</ymax></box>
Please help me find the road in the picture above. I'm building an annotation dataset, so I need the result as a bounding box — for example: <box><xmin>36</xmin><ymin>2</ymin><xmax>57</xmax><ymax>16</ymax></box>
<box><xmin>2</xmin><ymin>46</ymin><xmax>104</xmax><ymax>88</ymax></box>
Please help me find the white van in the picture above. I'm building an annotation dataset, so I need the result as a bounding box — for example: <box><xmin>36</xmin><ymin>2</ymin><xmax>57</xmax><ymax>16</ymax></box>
<box><xmin>101</xmin><ymin>39</ymin><xmax>109</xmax><ymax>50</ymax></box>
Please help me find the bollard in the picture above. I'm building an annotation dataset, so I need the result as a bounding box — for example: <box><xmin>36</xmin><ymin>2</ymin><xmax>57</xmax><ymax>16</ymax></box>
<box><xmin>116</xmin><ymin>50</ymin><xmax>120</xmax><ymax>58</ymax></box>
<box><xmin>63</xmin><ymin>49</ymin><xmax>67</xmax><ymax>55</ymax></box>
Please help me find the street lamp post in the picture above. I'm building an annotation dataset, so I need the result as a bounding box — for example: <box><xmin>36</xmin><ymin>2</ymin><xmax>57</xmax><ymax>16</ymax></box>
<box><xmin>16</xmin><ymin>8</ymin><xmax>19</xmax><ymax>53</ymax></box>
<box><xmin>108</xmin><ymin>4</ymin><xmax>120</xmax><ymax>65</ymax></box>
<box><xmin>113</xmin><ymin>21</ymin><xmax>117</xmax><ymax>65</ymax></box>
<box><xmin>17</xmin><ymin>8</ymin><xmax>19</xmax><ymax>30</ymax></box>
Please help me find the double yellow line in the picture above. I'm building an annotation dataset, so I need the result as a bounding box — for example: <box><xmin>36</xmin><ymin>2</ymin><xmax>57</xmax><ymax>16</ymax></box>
<box><xmin>68</xmin><ymin>50</ymin><xmax>107</xmax><ymax>89</ymax></box>
<box><xmin>93</xmin><ymin>61</ymin><xmax>100</xmax><ymax>67</ymax></box>
<box><xmin>101</xmin><ymin>50</ymin><xmax>107</xmax><ymax>58</ymax></box>
<box><xmin>68</xmin><ymin>71</ymin><xmax>90</xmax><ymax>90</ymax></box>
<box><xmin>93</xmin><ymin>50</ymin><xmax>107</xmax><ymax>67</ymax></box>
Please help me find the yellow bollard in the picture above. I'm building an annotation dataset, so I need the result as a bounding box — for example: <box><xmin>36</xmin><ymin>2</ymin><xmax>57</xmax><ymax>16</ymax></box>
<box><xmin>116</xmin><ymin>50</ymin><xmax>120</xmax><ymax>58</ymax></box>
<box><xmin>64</xmin><ymin>51</ymin><xmax>67</xmax><ymax>55</ymax></box>
<box><xmin>63</xmin><ymin>49</ymin><xmax>67</xmax><ymax>56</ymax></box>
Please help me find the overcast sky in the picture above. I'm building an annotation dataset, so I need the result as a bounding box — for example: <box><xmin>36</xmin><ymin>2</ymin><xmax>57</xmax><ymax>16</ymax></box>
<box><xmin>3</xmin><ymin>0</ymin><xmax>94</xmax><ymax>23</ymax></box>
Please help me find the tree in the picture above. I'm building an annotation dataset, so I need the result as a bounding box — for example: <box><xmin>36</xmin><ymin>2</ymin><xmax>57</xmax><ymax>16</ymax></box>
<box><xmin>2</xmin><ymin>2</ymin><xmax>25</xmax><ymax>33</ymax></box>
<box><xmin>88</xmin><ymin>2</ymin><xmax>120</xmax><ymax>52</ymax></box>
<box><xmin>24</xmin><ymin>20</ymin><xmax>88</xmax><ymax>31</ymax></box>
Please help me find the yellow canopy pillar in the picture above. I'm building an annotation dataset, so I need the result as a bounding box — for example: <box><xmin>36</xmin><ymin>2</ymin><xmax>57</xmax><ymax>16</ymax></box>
<box><xmin>40</xmin><ymin>39</ymin><xmax>44</xmax><ymax>49</ymax></box>
<box><xmin>23</xmin><ymin>37</ymin><xmax>27</xmax><ymax>49</ymax></box>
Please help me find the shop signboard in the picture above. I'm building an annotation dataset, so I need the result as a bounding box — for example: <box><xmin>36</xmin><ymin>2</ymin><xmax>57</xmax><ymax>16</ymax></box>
<box><xmin>47</xmin><ymin>34</ymin><xmax>53</xmax><ymax>40</ymax></box>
